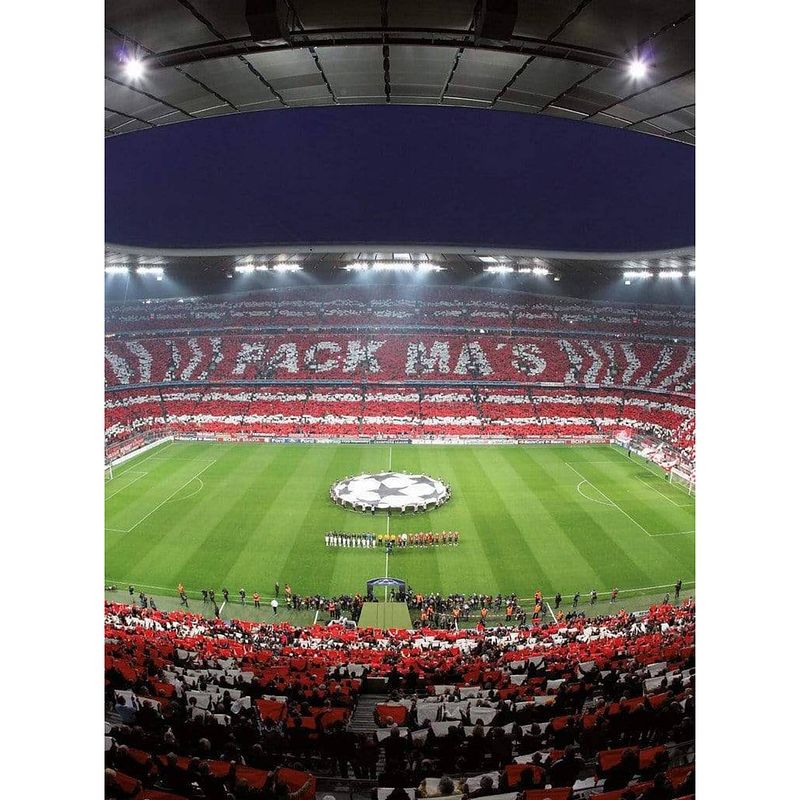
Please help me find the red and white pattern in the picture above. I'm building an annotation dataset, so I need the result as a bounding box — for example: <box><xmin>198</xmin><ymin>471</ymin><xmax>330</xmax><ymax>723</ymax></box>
<box><xmin>105</xmin><ymin>334</ymin><xmax>695</xmax><ymax>391</ymax></box>
<box><xmin>106</xmin><ymin>386</ymin><xmax>695</xmax><ymax>457</ymax></box>
<box><xmin>107</xmin><ymin>286</ymin><xmax>695</xmax><ymax>339</ymax></box>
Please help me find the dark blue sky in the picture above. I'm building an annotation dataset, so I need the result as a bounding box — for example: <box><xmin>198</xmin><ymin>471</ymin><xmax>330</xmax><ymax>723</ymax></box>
<box><xmin>105</xmin><ymin>106</ymin><xmax>694</xmax><ymax>252</ymax></box>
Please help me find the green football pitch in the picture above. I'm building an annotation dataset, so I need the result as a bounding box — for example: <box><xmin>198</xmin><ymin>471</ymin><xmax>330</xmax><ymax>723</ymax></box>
<box><xmin>105</xmin><ymin>440</ymin><xmax>694</xmax><ymax>609</ymax></box>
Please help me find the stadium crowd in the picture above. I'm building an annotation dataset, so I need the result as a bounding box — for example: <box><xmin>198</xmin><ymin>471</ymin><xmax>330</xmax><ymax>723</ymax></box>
<box><xmin>105</xmin><ymin>600</ymin><xmax>695</xmax><ymax>800</ymax></box>
<box><xmin>106</xmin><ymin>286</ymin><xmax>695</xmax><ymax>340</ymax></box>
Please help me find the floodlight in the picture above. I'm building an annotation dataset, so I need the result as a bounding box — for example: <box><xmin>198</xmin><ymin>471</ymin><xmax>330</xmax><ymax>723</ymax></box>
<box><xmin>235</xmin><ymin>265</ymin><xmax>256</xmax><ymax>274</ymax></box>
<box><xmin>623</xmin><ymin>270</ymin><xmax>652</xmax><ymax>278</ymax></box>
<box><xmin>373</xmin><ymin>262</ymin><xmax>413</xmax><ymax>272</ymax></box>
<box><xmin>532</xmin><ymin>267</ymin><xmax>549</xmax><ymax>276</ymax></box>
<box><xmin>417</xmin><ymin>263</ymin><xmax>443</xmax><ymax>272</ymax></box>
<box><xmin>628</xmin><ymin>59</ymin><xmax>647</xmax><ymax>79</ymax></box>
<box><xmin>273</xmin><ymin>263</ymin><xmax>302</xmax><ymax>272</ymax></box>
<box><xmin>136</xmin><ymin>266</ymin><xmax>164</xmax><ymax>276</ymax></box>
<box><xmin>485</xmin><ymin>265</ymin><xmax>514</xmax><ymax>274</ymax></box>
<box><xmin>343</xmin><ymin>263</ymin><xmax>369</xmax><ymax>271</ymax></box>
<box><xmin>105</xmin><ymin>265</ymin><xmax>129</xmax><ymax>275</ymax></box>
<box><xmin>658</xmin><ymin>270</ymin><xmax>683</xmax><ymax>279</ymax></box>
<box><xmin>688</xmin><ymin>270</ymin><xmax>696</xmax><ymax>278</ymax></box>
<box><xmin>125</xmin><ymin>58</ymin><xmax>145</xmax><ymax>80</ymax></box>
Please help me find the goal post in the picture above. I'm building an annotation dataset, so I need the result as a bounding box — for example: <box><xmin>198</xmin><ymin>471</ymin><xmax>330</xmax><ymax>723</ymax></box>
<box><xmin>669</xmin><ymin>467</ymin><xmax>695</xmax><ymax>495</ymax></box>
<box><xmin>104</xmin><ymin>463</ymin><xmax>113</xmax><ymax>481</ymax></box>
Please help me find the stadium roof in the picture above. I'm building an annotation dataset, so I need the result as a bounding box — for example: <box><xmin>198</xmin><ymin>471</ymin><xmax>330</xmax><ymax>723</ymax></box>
<box><xmin>105</xmin><ymin>244</ymin><xmax>695</xmax><ymax>275</ymax></box>
<box><xmin>104</xmin><ymin>245</ymin><xmax>696</xmax><ymax>304</ymax></box>
<box><xmin>106</xmin><ymin>0</ymin><xmax>694</xmax><ymax>144</ymax></box>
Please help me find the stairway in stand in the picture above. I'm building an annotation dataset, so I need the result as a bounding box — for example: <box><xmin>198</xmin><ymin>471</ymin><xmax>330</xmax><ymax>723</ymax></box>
<box><xmin>349</xmin><ymin>692</ymin><xmax>388</xmax><ymax>733</ymax></box>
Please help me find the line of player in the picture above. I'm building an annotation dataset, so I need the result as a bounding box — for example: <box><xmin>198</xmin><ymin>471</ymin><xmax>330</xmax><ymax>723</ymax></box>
<box><xmin>324</xmin><ymin>530</ymin><xmax>461</xmax><ymax>548</ymax></box>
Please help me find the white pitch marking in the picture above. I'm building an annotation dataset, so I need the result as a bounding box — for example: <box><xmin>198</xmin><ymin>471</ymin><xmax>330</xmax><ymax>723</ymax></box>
<box><xmin>564</xmin><ymin>462</ymin><xmax>654</xmax><ymax>537</ymax></box>
<box><xmin>164</xmin><ymin>477</ymin><xmax>204</xmax><ymax>504</ymax></box>
<box><xmin>112</xmin><ymin>440</ymin><xmax>175</xmax><ymax>479</ymax></box>
<box><xmin>104</xmin><ymin>579</ymin><xmax>697</xmax><ymax>607</ymax></box>
<box><xmin>607</xmin><ymin>445</ymin><xmax>695</xmax><ymax>499</ymax></box>
<box><xmin>116</xmin><ymin>460</ymin><xmax>216</xmax><ymax>533</ymax></box>
<box><xmin>576</xmin><ymin>479</ymin><xmax>614</xmax><ymax>506</ymax></box>
<box><xmin>634</xmin><ymin>475</ymin><xmax>694</xmax><ymax>508</ymax></box>
<box><xmin>219</xmin><ymin>600</ymin><xmax>226</xmax><ymax>615</ymax></box>
<box><xmin>546</xmin><ymin>602</ymin><xmax>558</xmax><ymax>623</ymax></box>
<box><xmin>517</xmin><ymin>580</ymin><xmax>696</xmax><ymax>603</ymax></box>
<box><xmin>105</xmin><ymin>471</ymin><xmax>147</xmax><ymax>500</ymax></box>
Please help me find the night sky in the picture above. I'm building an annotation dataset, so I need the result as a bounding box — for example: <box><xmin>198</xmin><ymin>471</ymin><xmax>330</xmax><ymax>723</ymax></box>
<box><xmin>105</xmin><ymin>105</ymin><xmax>694</xmax><ymax>252</ymax></box>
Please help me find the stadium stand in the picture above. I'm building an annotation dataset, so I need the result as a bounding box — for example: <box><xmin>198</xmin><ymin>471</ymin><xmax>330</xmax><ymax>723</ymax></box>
<box><xmin>105</xmin><ymin>386</ymin><xmax>694</xmax><ymax>457</ymax></box>
<box><xmin>104</xmin><ymin>334</ymin><xmax>694</xmax><ymax>390</ymax></box>
<box><xmin>105</xmin><ymin>287</ymin><xmax>695</xmax><ymax>340</ymax></box>
<box><xmin>105</xmin><ymin>288</ymin><xmax>695</xmax><ymax>468</ymax></box>
<box><xmin>105</xmin><ymin>601</ymin><xmax>695</xmax><ymax>799</ymax></box>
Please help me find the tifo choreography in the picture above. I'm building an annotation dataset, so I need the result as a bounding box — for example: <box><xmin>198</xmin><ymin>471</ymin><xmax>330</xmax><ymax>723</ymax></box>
<box><xmin>330</xmin><ymin>471</ymin><xmax>451</xmax><ymax>512</ymax></box>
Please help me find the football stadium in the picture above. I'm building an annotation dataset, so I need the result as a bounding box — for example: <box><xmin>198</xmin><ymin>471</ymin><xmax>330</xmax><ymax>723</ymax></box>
<box><xmin>103</xmin><ymin>3</ymin><xmax>696</xmax><ymax>800</ymax></box>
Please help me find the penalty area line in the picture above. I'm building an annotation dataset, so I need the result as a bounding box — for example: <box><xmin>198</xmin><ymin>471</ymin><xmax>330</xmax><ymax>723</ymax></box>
<box><xmin>564</xmin><ymin>462</ymin><xmax>654</xmax><ymax>537</ymax></box>
<box><xmin>634</xmin><ymin>475</ymin><xmax>694</xmax><ymax>508</ymax></box>
<box><xmin>112</xmin><ymin>440</ymin><xmax>175</xmax><ymax>479</ymax></box>
<box><xmin>105</xmin><ymin>471</ymin><xmax>148</xmax><ymax>501</ymax></box>
<box><xmin>115</xmin><ymin>460</ymin><xmax>216</xmax><ymax>533</ymax></box>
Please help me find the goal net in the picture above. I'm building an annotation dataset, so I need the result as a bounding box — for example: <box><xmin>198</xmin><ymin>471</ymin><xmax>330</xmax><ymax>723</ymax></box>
<box><xmin>669</xmin><ymin>467</ymin><xmax>695</xmax><ymax>495</ymax></box>
<box><xmin>104</xmin><ymin>463</ymin><xmax>114</xmax><ymax>481</ymax></box>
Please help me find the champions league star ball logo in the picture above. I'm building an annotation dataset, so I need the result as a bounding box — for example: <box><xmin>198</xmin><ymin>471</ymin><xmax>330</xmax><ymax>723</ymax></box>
<box><xmin>330</xmin><ymin>472</ymin><xmax>450</xmax><ymax>512</ymax></box>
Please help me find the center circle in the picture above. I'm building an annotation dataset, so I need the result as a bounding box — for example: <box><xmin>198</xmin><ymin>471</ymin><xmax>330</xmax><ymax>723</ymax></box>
<box><xmin>330</xmin><ymin>471</ymin><xmax>451</xmax><ymax>513</ymax></box>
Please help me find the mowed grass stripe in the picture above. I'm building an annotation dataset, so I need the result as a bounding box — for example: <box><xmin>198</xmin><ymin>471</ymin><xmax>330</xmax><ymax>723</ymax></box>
<box><xmin>565</xmin><ymin>448</ymin><xmax>695</xmax><ymax>536</ymax></box>
<box><xmin>204</xmin><ymin>445</ymin><xmax>321</xmax><ymax>593</ymax></box>
<box><xmin>280</xmin><ymin>446</ymin><xmax>384</xmax><ymax>596</ymax></box>
<box><xmin>515</xmin><ymin>448</ymin><xmax>653</xmax><ymax>593</ymax></box>
<box><xmin>170</xmin><ymin>444</ymin><xmax>298</xmax><ymax>589</ymax></box>
<box><xmin>449</xmin><ymin>448</ymin><xmax>550</xmax><ymax>594</ymax></box>
<box><xmin>389</xmin><ymin>446</ymin><xmax>463</xmax><ymax>593</ymax></box>
<box><xmin>497</xmin><ymin>448</ymin><xmax>608</xmax><ymax>594</ymax></box>
<box><xmin>552</xmin><ymin>447</ymin><xmax>694</xmax><ymax>584</ymax></box>
<box><xmin>105</xmin><ymin>442</ymin><xmax>695</xmax><ymax>598</ymax></box>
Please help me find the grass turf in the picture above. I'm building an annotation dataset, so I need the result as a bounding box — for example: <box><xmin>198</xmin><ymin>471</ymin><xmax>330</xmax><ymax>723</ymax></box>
<box><xmin>105</xmin><ymin>441</ymin><xmax>694</xmax><ymax>605</ymax></box>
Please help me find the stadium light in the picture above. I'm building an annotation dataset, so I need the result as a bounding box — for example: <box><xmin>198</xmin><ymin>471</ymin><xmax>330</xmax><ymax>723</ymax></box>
<box><xmin>688</xmin><ymin>270</ymin><xmax>696</xmax><ymax>278</ymax></box>
<box><xmin>136</xmin><ymin>266</ymin><xmax>164</xmax><ymax>277</ymax></box>
<box><xmin>658</xmin><ymin>270</ymin><xmax>683</xmax><ymax>279</ymax></box>
<box><xmin>373</xmin><ymin>262</ymin><xmax>414</xmax><ymax>272</ymax></box>
<box><xmin>628</xmin><ymin>59</ymin><xmax>647</xmax><ymax>79</ymax></box>
<box><xmin>417</xmin><ymin>262</ymin><xmax>444</xmax><ymax>272</ymax></box>
<box><xmin>532</xmin><ymin>266</ymin><xmax>549</xmax><ymax>276</ymax></box>
<box><xmin>234</xmin><ymin>265</ymin><xmax>256</xmax><ymax>274</ymax></box>
<box><xmin>624</xmin><ymin>279</ymin><xmax>632</xmax><ymax>285</ymax></box>
<box><xmin>485</xmin><ymin>265</ymin><xmax>514</xmax><ymax>274</ymax></box>
<box><xmin>273</xmin><ymin>263</ymin><xmax>302</xmax><ymax>272</ymax></box>
<box><xmin>343</xmin><ymin>262</ymin><xmax>369</xmax><ymax>271</ymax></box>
<box><xmin>623</xmin><ymin>270</ymin><xmax>653</xmax><ymax>278</ymax></box>
<box><xmin>105</xmin><ymin>265</ymin><xmax>129</xmax><ymax>275</ymax></box>
<box><xmin>124</xmin><ymin>57</ymin><xmax>145</xmax><ymax>80</ymax></box>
